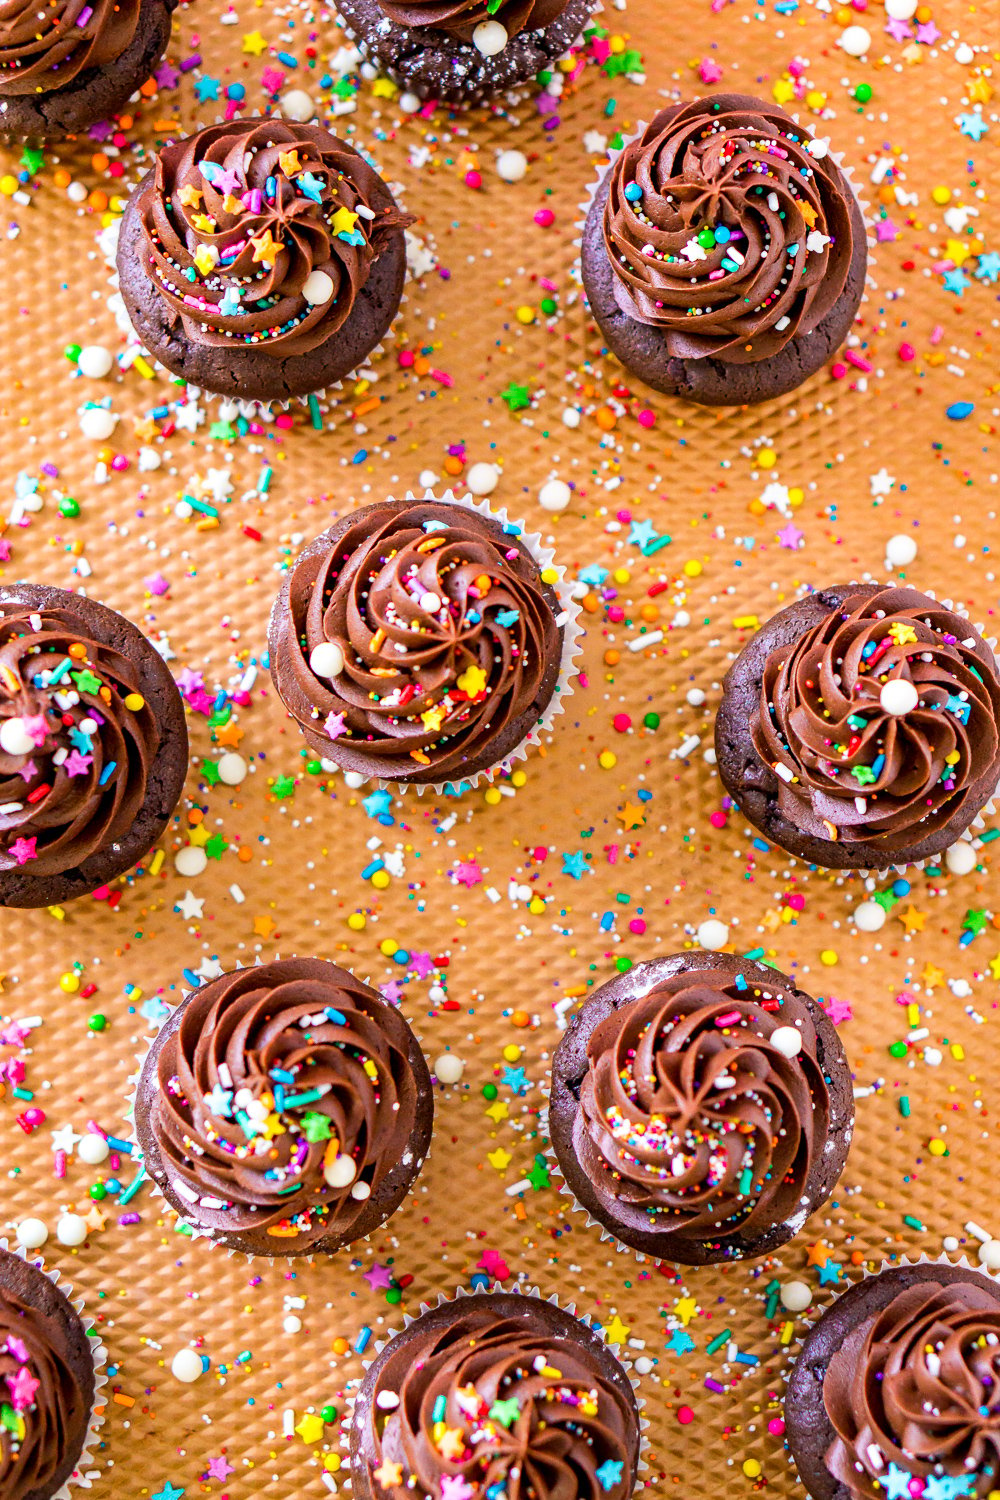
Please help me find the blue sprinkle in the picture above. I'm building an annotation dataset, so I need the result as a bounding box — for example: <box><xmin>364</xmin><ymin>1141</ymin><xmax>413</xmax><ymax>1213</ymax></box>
<box><xmin>324</xmin><ymin>1008</ymin><xmax>347</xmax><ymax>1025</ymax></box>
<box><xmin>752</xmin><ymin>837</ymin><xmax>770</xmax><ymax>852</ymax></box>
<box><xmin>99</xmin><ymin>760</ymin><xmax>117</xmax><ymax>786</ymax></box>
<box><xmin>276</xmin><ymin>50</ymin><xmax>297</xmax><ymax>66</ymax></box>
<box><xmin>624</xmin><ymin>182</ymin><xmax>643</xmax><ymax>202</ymax></box>
<box><xmin>946</xmin><ymin>401</ymin><xmax>974</xmax><ymax>420</ymax></box>
<box><xmin>354</xmin><ymin>1326</ymin><xmax>372</xmax><ymax>1354</ymax></box>
<box><xmin>183</xmin><ymin>968</ymin><xmax>202</xmax><ymax>989</ymax></box>
<box><xmin>600</xmin><ymin>912</ymin><xmax>615</xmax><ymax>931</ymax></box>
<box><xmin>734</xmin><ymin>973</ymin><xmax>748</xmax><ymax>991</ymax></box>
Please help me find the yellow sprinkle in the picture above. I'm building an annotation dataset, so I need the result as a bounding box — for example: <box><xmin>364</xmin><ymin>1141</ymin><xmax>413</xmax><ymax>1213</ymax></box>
<box><xmin>757</xmin><ymin>448</ymin><xmax>777</xmax><ymax>469</ymax></box>
<box><xmin>780</xmin><ymin>1322</ymin><xmax>795</xmax><ymax>1345</ymax></box>
<box><xmin>124</xmin><ymin>692</ymin><xmax>145</xmax><ymax>711</ymax></box>
<box><xmin>149</xmin><ymin>848</ymin><xmax>165</xmax><ymax>876</ymax></box>
<box><xmin>133</xmin><ymin>356</ymin><xmax>155</xmax><ymax>379</ymax></box>
<box><xmin>931</xmin><ymin>185</ymin><xmax>952</xmax><ymax>205</ymax></box>
<box><xmin>820</xmin><ymin>949</ymin><xmax>838</xmax><ymax>966</ymax></box>
<box><xmin>906</xmin><ymin>1003</ymin><xmax>920</xmax><ymax>1026</ymax></box>
<box><xmin>613</xmin><ymin>568</ymin><xmax>630</xmax><ymax>585</ymax></box>
<box><xmin>928</xmin><ymin>1138</ymin><xmax>947</xmax><ymax>1156</ymax></box>
<box><xmin>347</xmin><ymin>913</ymin><xmax>366</xmax><ymax>931</ymax></box>
<box><xmin>502</xmin><ymin>1044</ymin><xmax>521</xmax><ymax>1063</ymax></box>
<box><xmin>743</xmin><ymin>1460</ymin><xmax>762</xmax><ymax>1479</ymax></box>
<box><xmin>511</xmin><ymin>770</ymin><xmax>527</xmax><ymax>788</ymax></box>
<box><xmin>951</xmin><ymin>1043</ymin><xmax>965</xmax><ymax>1061</ymax></box>
<box><xmin>379</xmin><ymin>938</ymin><xmax>397</xmax><ymax>956</ymax></box>
<box><xmin>371</xmin><ymin>870</ymin><xmax>390</xmax><ymax>890</ymax></box>
<box><xmin>484</xmin><ymin>787</ymin><xmax>502</xmax><ymax>806</ymax></box>
<box><xmin>683</xmin><ymin>559</ymin><xmax>702</xmax><ymax>578</ymax></box>
<box><xmin>540</xmin><ymin>567</ymin><xmax>559</xmax><ymax>585</ymax></box>
<box><xmin>599</xmin><ymin>750</ymin><xmax>617</xmax><ymax>770</ymax></box>
<box><xmin>48</xmin><ymin>906</ymin><xmax>66</xmax><ymax>921</ymax></box>
<box><xmin>515</xmin><ymin>305</ymin><xmax>535</xmax><ymax>325</ymax></box>
<box><xmin>733</xmin><ymin>615</ymin><xmax>760</xmax><ymax>630</ymax></box>
<box><xmin>528</xmin><ymin>897</ymin><xmax>545</xmax><ymax>915</ymax></box>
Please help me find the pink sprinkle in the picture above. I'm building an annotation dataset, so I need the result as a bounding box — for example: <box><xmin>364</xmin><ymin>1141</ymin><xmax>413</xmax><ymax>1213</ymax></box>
<box><xmin>637</xmin><ymin>409</ymin><xmax>656</xmax><ymax>429</ymax></box>
<box><xmin>831</xmin><ymin>361</ymin><xmax>848</xmax><ymax>379</ymax></box>
<box><xmin>534</xmin><ymin>209</ymin><xmax>555</xmax><ymax>228</ymax></box>
<box><xmin>929</xmin><ymin>324</ymin><xmax>944</xmax><ymax>345</ymax></box>
<box><xmin>845</xmin><ymin>350</ymin><xmax>872</xmax><ymax>371</ymax></box>
<box><xmin>87</xmin><ymin>1119</ymin><xmax>106</xmax><ymax>1136</ymax></box>
<box><xmin>715</xmin><ymin>1011</ymin><xmax>742</xmax><ymax>1027</ymax></box>
<box><xmin>53</xmin><ymin>1149</ymin><xmax>66</xmax><ymax>1178</ymax></box>
<box><xmin>76</xmin><ymin>5</ymin><xmax>93</xmax><ymax>23</ymax></box>
<box><xmin>708</xmin><ymin>269</ymin><xmax>726</xmax><ymax>281</ymax></box>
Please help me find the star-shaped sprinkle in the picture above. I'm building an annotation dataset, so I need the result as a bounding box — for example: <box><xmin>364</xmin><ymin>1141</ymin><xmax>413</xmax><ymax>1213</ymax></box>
<box><xmin>175</xmin><ymin>890</ymin><xmax>204</xmax><ymax>921</ymax></box>
<box><xmin>8</xmin><ymin>1366</ymin><xmax>39</xmax><ymax>1411</ymax></box>
<box><xmin>596</xmin><ymin>1459</ymin><xmax>624</xmax><ymax>1492</ymax></box>
<box><xmin>975</xmin><ymin>251</ymin><xmax>1000</xmax><ymax>284</ymax></box>
<box><xmin>299</xmin><ymin>1111</ymin><xmax>333</xmax><ymax>1143</ymax></box>
<box><xmin>561</xmin><ymin>850</ymin><xmax>588</xmax><ymax>879</ymax></box>
<box><xmin>817</xmin><ymin>1259</ymin><xmax>843</xmax><ymax>1285</ymax></box>
<box><xmin>362</xmin><ymin>1262</ymin><xmax>394</xmax><ymax>1292</ymax></box>
<box><xmin>485</xmin><ymin>1099</ymin><xmax>508</xmax><ymax>1123</ymax></box>
<box><xmin>206</xmin><ymin>1456</ymin><xmax>234</xmax><ymax>1481</ymax></box>
<box><xmin>884</xmin><ymin>1464</ymin><xmax>913</xmax><ymax>1500</ymax></box>
<box><xmin>824</xmin><ymin>997</ymin><xmax>854</xmax><ymax>1026</ymax></box>
<box><xmin>806</xmin><ymin>1241</ymin><xmax>831</xmax><ymax>1267</ymax></box>
<box><xmin>487</xmin><ymin>1147</ymin><xmax>512</xmax><ymax>1171</ymax></box>
<box><xmin>942</xmin><ymin>268</ymin><xmax>969</xmax><ymax>295</ymax></box>
<box><xmin>241</xmin><ymin>29</ymin><xmax>267</xmax><ymax>52</ymax></box>
<box><xmin>152</xmin><ymin>1484</ymin><xmax>185</xmax><ymax>1500</ymax></box>
<box><xmin>251</xmin><ymin>230</ymin><xmax>282</xmax><ymax>266</ymax></box>
<box><xmin>502</xmin><ymin>1066</ymin><xmax>527</xmax><ymax>1095</ymax></box>
<box><xmin>437</xmin><ymin>1427</ymin><xmax>467</xmax><ymax>1461</ymax></box>
<box><xmin>667</xmin><ymin>1328</ymin><xmax>696</xmax><ymax>1354</ymax></box>
<box><xmin>489</xmin><ymin>1397</ymin><xmax>521</xmax><ymax>1428</ymax></box>
<box><xmin>500</xmin><ymin>381</ymin><xmax>532</xmax><ymax>412</ymax></box>
<box><xmin>777</xmin><ymin>521</ymin><xmax>803</xmax><ymax>549</ymax></box>
<box><xmin>331</xmin><ymin>206</ymin><xmax>360</xmax><ymax>237</ymax></box>
<box><xmin>373</xmin><ymin>1458</ymin><xmax>403</xmax><ymax>1490</ymax></box>
<box><xmin>194</xmin><ymin>75</ymin><xmax>221</xmax><ymax>102</ymax></box>
<box><xmin>617</xmin><ymin>800</ymin><xmax>646</xmax><ymax>829</ymax></box>
<box><xmin>898</xmin><ymin>906</ymin><xmax>927</xmax><ymax>934</ymax></box>
<box><xmin>603</xmin><ymin>1314</ymin><xmax>630</xmax><ymax>1347</ymax></box>
<box><xmin>456</xmin><ymin>664</ymin><xmax>487</xmax><ymax>698</ymax></box>
<box><xmin>956</xmin><ymin>110</ymin><xmax>988</xmax><ymax>139</ymax></box>
<box><xmin>278</xmin><ymin>149</ymin><xmax>302</xmax><ymax>177</ymax></box>
<box><xmin>440</xmin><ymin>1479</ymin><xmax>474</xmax><ymax>1500</ymax></box>
<box><xmin>63</xmin><ymin>750</ymin><xmax>91</xmax><ymax>777</ymax></box>
<box><xmin>9</xmin><ymin>837</ymin><xmax>37</xmax><ymax>865</ymax></box>
<box><xmin>324</xmin><ymin>712</ymin><xmax>347</xmax><ymax>741</ymax></box>
<box><xmin>294</xmin><ymin>1412</ymin><xmax>325</xmax><ymax>1445</ymax></box>
<box><xmin>177</xmin><ymin>184</ymin><xmax>203</xmax><ymax>208</ymax></box>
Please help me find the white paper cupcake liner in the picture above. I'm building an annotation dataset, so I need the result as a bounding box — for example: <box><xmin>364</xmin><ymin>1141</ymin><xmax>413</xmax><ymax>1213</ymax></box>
<box><xmin>123</xmin><ymin>956</ymin><xmax>433</xmax><ymax>1265</ymax></box>
<box><xmin>277</xmin><ymin>486</ymin><xmax>584</xmax><ymax>798</ymax></box>
<box><xmin>339</xmin><ymin>1279</ymin><xmax>649</xmax><ymax>1483</ymax></box>
<box><xmin>0</xmin><ymin>1238</ymin><xmax>108</xmax><ymax>1497</ymax></box>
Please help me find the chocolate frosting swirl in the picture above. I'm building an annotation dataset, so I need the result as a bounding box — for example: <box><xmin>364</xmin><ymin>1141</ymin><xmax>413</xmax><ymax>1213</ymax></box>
<box><xmin>375</xmin><ymin>0</ymin><xmax>568</xmax><ymax>44</ymax></box>
<box><xmin>363</xmin><ymin>1302</ymin><xmax>638</xmax><ymax>1498</ymax></box>
<box><xmin>575</xmin><ymin>970</ymin><xmax>829</xmax><ymax>1244</ymax></box>
<box><xmin>0</xmin><ymin>601</ymin><xmax>161</xmax><ymax>879</ymax></box>
<box><xmin>0</xmin><ymin>1285</ymin><xmax>89</xmax><ymax>1500</ymax></box>
<box><xmin>146</xmin><ymin>959</ymin><xmax>425</xmax><ymax>1250</ymax></box>
<box><xmin>602</xmin><ymin>94</ymin><xmax>855</xmax><ymax>363</ymax></box>
<box><xmin>0</xmin><ymin>0</ymin><xmax>139</xmax><ymax>97</ymax></box>
<box><xmin>271</xmin><ymin>500</ymin><xmax>563</xmax><ymax>782</ymax></box>
<box><xmin>137</xmin><ymin>121</ymin><xmax>412</xmax><ymax>359</ymax></box>
<box><xmin>751</xmin><ymin>586</ymin><xmax>1000</xmax><ymax>853</ymax></box>
<box><xmin>824</xmin><ymin>1279</ymin><xmax>1000</xmax><ymax>1498</ymax></box>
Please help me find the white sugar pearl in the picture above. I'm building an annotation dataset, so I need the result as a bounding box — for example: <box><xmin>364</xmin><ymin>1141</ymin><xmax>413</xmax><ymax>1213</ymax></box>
<box><xmin>496</xmin><ymin>149</ymin><xmax>528</xmax><ymax>183</ymax></box>
<box><xmin>885</xmin><ymin>533</ymin><xmax>918</xmax><ymax>568</ymax></box>
<box><xmin>324</xmin><ymin>1154</ymin><xmax>357</xmax><ymax>1188</ymax></box>
<box><xmin>77</xmin><ymin>345</ymin><xmax>113</xmax><ymax>379</ymax></box>
<box><xmin>770</xmin><ymin>1025</ymin><xmax>803</xmax><ymax>1059</ymax></box>
<box><xmin>418</xmin><ymin>469</ymin><xmax>439</xmax><ymax>489</ymax></box>
<box><xmin>434</xmin><ymin>1054</ymin><xmax>464</xmax><ymax>1084</ymax></box>
<box><xmin>0</xmin><ymin>718</ymin><xmax>35</xmax><ymax>756</ymax></box>
<box><xmin>56</xmin><ymin>1213</ymin><xmax>88</xmax><ymax>1247</ymax></box>
<box><xmin>839</xmin><ymin>23</ymin><xmax>871</xmax><ymax>54</ymax></box>
<box><xmin>539</xmin><ymin>479</ymin><xmax>571</xmax><ymax>513</ymax></box>
<box><xmin>344</xmin><ymin>771</ymin><xmax>366</xmax><ymax>790</ymax></box>
<box><xmin>171</xmin><ymin>1348</ymin><xmax>204</xmax><ymax>1383</ymax></box>
<box><xmin>78</xmin><ymin>718</ymin><xmax>98</xmax><ymax>736</ymax></box>
<box><xmin>376</xmin><ymin>1391</ymin><xmax>400</xmax><ymax>1410</ymax></box>
<box><xmin>79</xmin><ymin>406</ymin><xmax>117</xmax><ymax>440</ymax></box>
<box><xmin>633</xmin><ymin>1356</ymin><xmax>653</xmax><ymax>1375</ymax></box>
<box><xmin>954</xmin><ymin>41</ymin><xmax>974</xmax><ymax>63</ymax></box>
<box><xmin>466</xmin><ymin>462</ymin><xmax>499</xmax><ymax>496</ymax></box>
<box><xmin>15</xmin><ymin>1218</ymin><xmax>48</xmax><ymax>1250</ymax></box>
<box><xmin>175</xmin><ymin>845</ymin><xmax>208</xmax><ymax>877</ymax></box>
<box><xmin>218</xmin><ymin>752</ymin><xmax>248</xmax><ymax>786</ymax></box>
<box><xmin>473</xmin><ymin>18</ymin><xmax>508</xmax><ymax>54</ymax></box>
<box><xmin>686</xmin><ymin>688</ymin><xmax>706</xmax><ymax>707</ymax></box>
<box><xmin>399</xmin><ymin>91</ymin><xmax>422</xmax><ymax>113</ymax></box>
<box><xmin>945</xmin><ymin>841</ymin><xmax>978</xmax><ymax>875</ymax></box>
<box><xmin>780</xmin><ymin>1280</ymin><xmax>813</xmax><ymax>1312</ymax></box>
<box><xmin>77</xmin><ymin>1135</ymin><xmax>110</xmax><ymax>1166</ymax></box>
<box><xmin>419</xmin><ymin>592</ymin><xmax>441</xmax><ymax>613</ymax></box>
<box><xmin>562</xmin><ymin>408</ymin><xmax>581</xmax><ymax>428</ymax></box>
<box><xmin>880</xmin><ymin>679</ymin><xmax>919</xmax><ymax>716</ymax></box>
<box><xmin>302</xmin><ymin>269</ymin><xmax>334</xmax><ymax>305</ymax></box>
<box><xmin>309</xmin><ymin>641</ymin><xmax>345</xmax><ymax>679</ymax></box>
<box><xmin>943</xmin><ymin>1236</ymin><xmax>960</xmax><ymax>1253</ymax></box>
<box><xmin>281</xmin><ymin>88</ymin><xmax>315</xmax><ymax>122</ymax></box>
<box><xmin>979</xmin><ymin>1240</ymin><xmax>1000</xmax><ymax>1272</ymax></box>
<box><xmin>283</xmin><ymin>1315</ymin><xmax>303</xmax><ymax>1334</ymax></box>
<box><xmin>853</xmin><ymin>899</ymin><xmax>886</xmax><ymax>932</ymax></box>
<box><xmin>350</xmin><ymin>1180</ymin><xmax>372</xmax><ymax>1201</ymax></box>
<box><xmin>885</xmin><ymin>0</ymin><xmax>917</xmax><ymax>16</ymax></box>
<box><xmin>66</xmin><ymin>180</ymin><xmax>88</xmax><ymax>203</ymax></box>
<box><xmin>696</xmin><ymin>919</ymin><xmax>729</xmax><ymax>951</ymax></box>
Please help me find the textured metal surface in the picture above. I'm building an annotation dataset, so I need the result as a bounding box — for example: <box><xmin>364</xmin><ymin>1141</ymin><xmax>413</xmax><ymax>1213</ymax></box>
<box><xmin>0</xmin><ymin>0</ymin><xmax>997</xmax><ymax>1494</ymax></box>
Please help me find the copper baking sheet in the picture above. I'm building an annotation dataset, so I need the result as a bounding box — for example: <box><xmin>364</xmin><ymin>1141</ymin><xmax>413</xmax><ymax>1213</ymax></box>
<box><xmin>0</xmin><ymin>0</ymin><xmax>997</xmax><ymax>1494</ymax></box>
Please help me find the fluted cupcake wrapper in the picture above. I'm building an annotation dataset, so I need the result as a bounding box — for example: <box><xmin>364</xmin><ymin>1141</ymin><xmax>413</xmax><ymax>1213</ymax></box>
<box><xmin>303</xmin><ymin>486</ymin><xmax>584</xmax><ymax>797</ymax></box>
<box><xmin>0</xmin><ymin>1238</ymin><xmax>109</xmax><ymax>1498</ymax></box>
<box><xmin>122</xmin><ymin>955</ymin><xmax>432</xmax><ymax>1265</ymax></box>
<box><xmin>338</xmin><ymin>1280</ymin><xmax>649</xmax><ymax>1484</ymax></box>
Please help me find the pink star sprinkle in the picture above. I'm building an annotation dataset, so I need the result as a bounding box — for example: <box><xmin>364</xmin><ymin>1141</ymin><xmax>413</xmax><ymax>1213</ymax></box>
<box><xmin>9</xmin><ymin>836</ymin><xmax>37</xmax><ymax>865</ymax></box>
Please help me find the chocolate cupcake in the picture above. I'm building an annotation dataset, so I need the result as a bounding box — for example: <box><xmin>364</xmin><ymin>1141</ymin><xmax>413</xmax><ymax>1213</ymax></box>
<box><xmin>268</xmin><ymin>494</ymin><xmax>574</xmax><ymax>788</ymax></box>
<box><xmin>116</xmin><ymin>120</ymin><xmax>412</xmax><ymax>403</ymax></box>
<box><xmin>549</xmin><ymin>952</ymin><xmax>853</xmax><ymax>1265</ymax></box>
<box><xmin>0</xmin><ymin>584</ymin><xmax>187</xmax><ymax>909</ymax></box>
<box><xmin>335</xmin><ymin>0</ymin><xmax>595</xmax><ymax>105</ymax></box>
<box><xmin>785</xmin><ymin>1260</ymin><xmax>1000</xmax><ymax>1500</ymax></box>
<box><xmin>580</xmin><ymin>94</ymin><xmax>868</xmax><ymax>406</ymax></box>
<box><xmin>715</xmin><ymin>583</ymin><xmax>1000</xmax><ymax>870</ymax></box>
<box><xmin>132</xmin><ymin>958</ymin><xmax>434</xmax><ymax>1257</ymax></box>
<box><xmin>0</xmin><ymin>1244</ymin><xmax>101</xmax><ymax>1500</ymax></box>
<box><xmin>348</xmin><ymin>1290</ymin><xmax>642</xmax><ymax>1499</ymax></box>
<box><xmin>0</xmin><ymin>0</ymin><xmax>176</xmax><ymax>141</ymax></box>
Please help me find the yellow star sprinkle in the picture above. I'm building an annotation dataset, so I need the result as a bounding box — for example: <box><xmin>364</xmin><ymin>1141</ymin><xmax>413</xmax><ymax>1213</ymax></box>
<box><xmin>193</xmin><ymin>245</ymin><xmax>219</xmax><ymax>276</ymax></box>
<box><xmin>485</xmin><ymin>1099</ymin><xmax>509</xmax><ymax>1123</ymax></box>
<box><xmin>898</xmin><ymin>905</ymin><xmax>927</xmax><ymax>934</ymax></box>
<box><xmin>241</xmin><ymin>28</ymin><xmax>267</xmax><ymax>53</ymax></box>
<box><xmin>191</xmin><ymin>213</ymin><xmax>216</xmax><ymax>234</ymax></box>
<box><xmin>222</xmin><ymin>193</ymin><xmax>244</xmax><ymax>215</ymax></box>
<box><xmin>456</xmin><ymin>664</ymin><xmax>487</xmax><ymax>698</ymax></box>
<box><xmin>331</xmin><ymin>206</ymin><xmax>360</xmax><ymax>237</ymax></box>
<box><xmin>487</xmin><ymin>1147</ymin><xmax>512</xmax><ymax>1172</ymax></box>
<box><xmin>603</xmin><ymin>1314</ymin><xmax>630</xmax><ymax>1346</ymax></box>
<box><xmin>887</xmin><ymin>621</ymin><xmax>918</xmax><ymax>645</ymax></box>
<box><xmin>437</xmin><ymin>1428</ymin><xmax>467</xmax><ymax>1461</ymax></box>
<box><xmin>421</xmin><ymin>705</ymin><xmax>447</xmax><ymax>734</ymax></box>
<box><xmin>921</xmin><ymin>962</ymin><xmax>945</xmax><ymax>989</ymax></box>
<box><xmin>177</xmin><ymin>183</ymin><xmax>202</xmax><ymax>208</ymax></box>
<box><xmin>295</xmin><ymin>1413</ymin><xmax>325</xmax><ymax>1445</ymax></box>
<box><xmin>988</xmin><ymin>953</ymin><xmax>1000</xmax><ymax>981</ymax></box>
<box><xmin>674</xmin><ymin>1296</ymin><xmax>698</xmax><ymax>1326</ymax></box>
<box><xmin>250</xmin><ymin>229</ymin><xmax>282</xmax><ymax>266</ymax></box>
<box><xmin>278</xmin><ymin>148</ymin><xmax>302</xmax><ymax>177</ymax></box>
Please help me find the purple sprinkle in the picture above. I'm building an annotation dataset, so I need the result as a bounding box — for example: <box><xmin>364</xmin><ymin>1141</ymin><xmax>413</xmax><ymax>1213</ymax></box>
<box><xmin>704</xmin><ymin>1377</ymin><xmax>726</xmax><ymax>1393</ymax></box>
<box><xmin>75</xmin><ymin>6</ymin><xmax>93</xmax><ymax>25</ymax></box>
<box><xmin>40</xmin><ymin>463</ymin><xmax>59</xmax><ymax>478</ymax></box>
<box><xmin>179</xmin><ymin>53</ymin><xmax>202</xmax><ymax>72</ymax></box>
<box><xmin>118</xmin><ymin>1212</ymin><xmax>140</xmax><ymax>1226</ymax></box>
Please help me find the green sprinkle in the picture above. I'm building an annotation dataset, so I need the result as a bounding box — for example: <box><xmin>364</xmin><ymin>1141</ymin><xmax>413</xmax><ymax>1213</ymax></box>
<box><xmin>705</xmin><ymin>1330</ymin><xmax>731</xmax><ymax>1356</ymax></box>
<box><xmin>899</xmin><ymin>1096</ymin><xmax>911</xmax><ymax>1118</ymax></box>
<box><xmin>308</xmin><ymin>393</ymin><xmax>323</xmax><ymax>431</ymax></box>
<box><xmin>903</xmin><ymin>1214</ymin><xmax>924</xmax><ymax>1231</ymax></box>
<box><xmin>738</xmin><ymin>1166</ymin><xmax>754</xmax><ymax>1197</ymax></box>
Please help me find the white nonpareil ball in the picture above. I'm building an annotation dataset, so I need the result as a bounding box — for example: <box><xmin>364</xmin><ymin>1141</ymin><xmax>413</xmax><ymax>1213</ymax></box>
<box><xmin>473</xmin><ymin>19</ymin><xmax>508</xmax><ymax>54</ymax></box>
<box><xmin>696</xmin><ymin>919</ymin><xmax>729</xmax><ymax>951</ymax></box>
<box><xmin>885</xmin><ymin>533</ymin><xmax>917</xmax><ymax>568</ymax></box>
<box><xmin>171</xmin><ymin>1348</ymin><xmax>205</xmax><ymax>1383</ymax></box>
<box><xmin>853</xmin><ymin>900</ymin><xmax>887</xmax><ymax>932</ymax></box>
<box><xmin>466</xmin><ymin>462</ymin><xmax>499</xmax><ymax>496</ymax></box>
